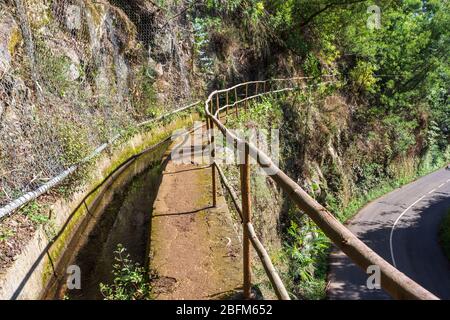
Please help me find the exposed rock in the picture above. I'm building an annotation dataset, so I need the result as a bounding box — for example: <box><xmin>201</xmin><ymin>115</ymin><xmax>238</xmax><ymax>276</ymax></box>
<box><xmin>155</xmin><ymin>63</ymin><xmax>164</xmax><ymax>77</ymax></box>
<box><xmin>67</xmin><ymin>63</ymin><xmax>80</xmax><ymax>81</ymax></box>
<box><xmin>0</xmin><ymin>13</ymin><xmax>21</xmax><ymax>74</ymax></box>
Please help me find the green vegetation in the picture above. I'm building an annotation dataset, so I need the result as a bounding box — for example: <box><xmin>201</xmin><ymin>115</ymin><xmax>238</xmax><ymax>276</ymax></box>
<box><xmin>225</xmin><ymin>87</ymin><xmax>448</xmax><ymax>299</ymax></box>
<box><xmin>201</xmin><ymin>0</ymin><xmax>449</xmax><ymax>158</ymax></box>
<box><xmin>57</xmin><ymin>123</ymin><xmax>91</xmax><ymax>167</ymax></box>
<box><xmin>20</xmin><ymin>200</ymin><xmax>50</xmax><ymax>225</ymax></box>
<box><xmin>100</xmin><ymin>244</ymin><xmax>153</xmax><ymax>300</ymax></box>
<box><xmin>0</xmin><ymin>227</ymin><xmax>15</xmax><ymax>242</ymax></box>
<box><xmin>36</xmin><ymin>41</ymin><xmax>78</xmax><ymax>98</ymax></box>
<box><xmin>2</xmin><ymin>0</ymin><xmax>448</xmax><ymax>301</ymax></box>
<box><xmin>229</xmin><ymin>97</ymin><xmax>282</xmax><ymax>127</ymax></box>
<box><xmin>192</xmin><ymin>17</ymin><xmax>219</xmax><ymax>73</ymax></box>
<box><xmin>283</xmin><ymin>217</ymin><xmax>330</xmax><ymax>300</ymax></box>
<box><xmin>439</xmin><ymin>209</ymin><xmax>450</xmax><ymax>261</ymax></box>
<box><xmin>131</xmin><ymin>66</ymin><xmax>160</xmax><ymax>119</ymax></box>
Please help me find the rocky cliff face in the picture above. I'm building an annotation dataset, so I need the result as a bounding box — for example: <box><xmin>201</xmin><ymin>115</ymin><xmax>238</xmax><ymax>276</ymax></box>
<box><xmin>0</xmin><ymin>0</ymin><xmax>197</xmax><ymax>203</ymax></box>
<box><xmin>0</xmin><ymin>0</ymin><xmax>287</xmax><ymax>205</ymax></box>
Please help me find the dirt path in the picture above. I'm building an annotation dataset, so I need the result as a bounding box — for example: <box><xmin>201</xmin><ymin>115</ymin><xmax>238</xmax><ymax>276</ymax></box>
<box><xmin>149</xmin><ymin>132</ymin><xmax>243</xmax><ymax>300</ymax></box>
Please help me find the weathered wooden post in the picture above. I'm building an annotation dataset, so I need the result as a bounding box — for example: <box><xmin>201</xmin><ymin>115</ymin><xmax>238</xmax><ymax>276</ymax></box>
<box><xmin>211</xmin><ymin>98</ymin><xmax>217</xmax><ymax>207</ymax></box>
<box><xmin>255</xmin><ymin>82</ymin><xmax>259</xmax><ymax>95</ymax></box>
<box><xmin>245</xmin><ymin>83</ymin><xmax>249</xmax><ymax>112</ymax></box>
<box><xmin>241</xmin><ymin>143</ymin><xmax>252</xmax><ymax>299</ymax></box>
<box><xmin>216</xmin><ymin>93</ymin><xmax>220</xmax><ymax>122</ymax></box>
<box><xmin>226</xmin><ymin>91</ymin><xmax>229</xmax><ymax>116</ymax></box>
<box><xmin>235</xmin><ymin>87</ymin><xmax>239</xmax><ymax>117</ymax></box>
<box><xmin>206</xmin><ymin>104</ymin><xmax>210</xmax><ymax>142</ymax></box>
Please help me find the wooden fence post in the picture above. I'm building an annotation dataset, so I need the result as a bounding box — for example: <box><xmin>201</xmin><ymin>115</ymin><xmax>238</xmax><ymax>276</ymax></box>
<box><xmin>241</xmin><ymin>143</ymin><xmax>252</xmax><ymax>299</ymax></box>
<box><xmin>235</xmin><ymin>87</ymin><xmax>239</xmax><ymax>117</ymax></box>
<box><xmin>226</xmin><ymin>91</ymin><xmax>229</xmax><ymax>116</ymax></box>
<box><xmin>211</xmin><ymin>99</ymin><xmax>217</xmax><ymax>208</ymax></box>
<box><xmin>206</xmin><ymin>106</ymin><xmax>210</xmax><ymax>142</ymax></box>
<box><xmin>245</xmin><ymin>83</ymin><xmax>249</xmax><ymax>112</ymax></box>
<box><xmin>216</xmin><ymin>93</ymin><xmax>220</xmax><ymax>122</ymax></box>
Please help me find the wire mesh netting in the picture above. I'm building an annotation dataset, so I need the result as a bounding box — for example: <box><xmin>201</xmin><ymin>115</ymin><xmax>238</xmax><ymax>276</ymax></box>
<box><xmin>0</xmin><ymin>0</ymin><xmax>197</xmax><ymax>206</ymax></box>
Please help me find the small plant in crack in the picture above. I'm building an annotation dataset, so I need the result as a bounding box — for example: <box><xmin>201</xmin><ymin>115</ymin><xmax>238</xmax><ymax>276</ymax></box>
<box><xmin>100</xmin><ymin>244</ymin><xmax>153</xmax><ymax>300</ymax></box>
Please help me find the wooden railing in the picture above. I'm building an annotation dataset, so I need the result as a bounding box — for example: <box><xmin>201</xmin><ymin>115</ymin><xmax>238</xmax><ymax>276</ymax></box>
<box><xmin>205</xmin><ymin>77</ymin><xmax>439</xmax><ymax>300</ymax></box>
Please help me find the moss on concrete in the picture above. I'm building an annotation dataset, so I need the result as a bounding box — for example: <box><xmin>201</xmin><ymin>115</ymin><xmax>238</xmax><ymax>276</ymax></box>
<box><xmin>41</xmin><ymin>113</ymin><xmax>200</xmax><ymax>287</ymax></box>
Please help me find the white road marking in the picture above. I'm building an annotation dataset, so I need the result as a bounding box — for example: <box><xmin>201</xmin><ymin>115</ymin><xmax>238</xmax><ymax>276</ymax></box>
<box><xmin>389</xmin><ymin>177</ymin><xmax>449</xmax><ymax>268</ymax></box>
<box><xmin>390</xmin><ymin>195</ymin><xmax>425</xmax><ymax>268</ymax></box>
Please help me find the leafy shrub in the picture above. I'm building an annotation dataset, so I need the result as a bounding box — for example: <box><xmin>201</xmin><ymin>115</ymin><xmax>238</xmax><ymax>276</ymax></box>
<box><xmin>350</xmin><ymin>60</ymin><xmax>378</xmax><ymax>93</ymax></box>
<box><xmin>382</xmin><ymin>115</ymin><xmax>417</xmax><ymax>156</ymax></box>
<box><xmin>193</xmin><ymin>17</ymin><xmax>221</xmax><ymax>73</ymax></box>
<box><xmin>205</xmin><ymin>0</ymin><xmax>243</xmax><ymax>13</ymax></box>
<box><xmin>284</xmin><ymin>218</ymin><xmax>330</xmax><ymax>300</ymax></box>
<box><xmin>100</xmin><ymin>244</ymin><xmax>152</xmax><ymax>300</ymax></box>
<box><xmin>226</xmin><ymin>97</ymin><xmax>282</xmax><ymax>130</ymax></box>
<box><xmin>131</xmin><ymin>66</ymin><xmax>159</xmax><ymax>119</ymax></box>
<box><xmin>303</xmin><ymin>53</ymin><xmax>321</xmax><ymax>78</ymax></box>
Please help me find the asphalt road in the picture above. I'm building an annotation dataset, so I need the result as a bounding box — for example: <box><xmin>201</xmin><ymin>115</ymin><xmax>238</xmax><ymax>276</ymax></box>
<box><xmin>327</xmin><ymin>167</ymin><xmax>450</xmax><ymax>300</ymax></box>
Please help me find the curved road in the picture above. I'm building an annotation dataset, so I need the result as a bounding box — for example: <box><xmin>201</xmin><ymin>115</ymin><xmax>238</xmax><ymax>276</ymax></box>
<box><xmin>328</xmin><ymin>168</ymin><xmax>450</xmax><ymax>300</ymax></box>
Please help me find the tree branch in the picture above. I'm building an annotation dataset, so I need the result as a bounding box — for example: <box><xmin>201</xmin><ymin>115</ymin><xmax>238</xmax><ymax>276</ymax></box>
<box><xmin>299</xmin><ymin>0</ymin><xmax>368</xmax><ymax>28</ymax></box>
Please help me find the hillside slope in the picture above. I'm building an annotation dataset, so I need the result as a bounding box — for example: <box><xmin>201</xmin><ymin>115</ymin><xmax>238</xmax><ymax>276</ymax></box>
<box><xmin>0</xmin><ymin>0</ymin><xmax>448</xmax><ymax>300</ymax></box>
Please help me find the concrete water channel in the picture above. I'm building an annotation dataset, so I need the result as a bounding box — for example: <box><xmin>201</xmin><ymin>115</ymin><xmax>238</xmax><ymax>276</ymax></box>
<box><xmin>43</xmin><ymin>140</ymin><xmax>171</xmax><ymax>299</ymax></box>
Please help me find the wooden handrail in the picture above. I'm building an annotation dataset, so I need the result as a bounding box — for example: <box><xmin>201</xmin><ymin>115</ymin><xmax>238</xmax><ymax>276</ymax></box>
<box><xmin>216</xmin><ymin>161</ymin><xmax>291</xmax><ymax>300</ymax></box>
<box><xmin>246</xmin><ymin>223</ymin><xmax>291</xmax><ymax>300</ymax></box>
<box><xmin>215</xmin><ymin>163</ymin><xmax>243</xmax><ymax>222</ymax></box>
<box><xmin>205</xmin><ymin>78</ymin><xmax>438</xmax><ymax>300</ymax></box>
